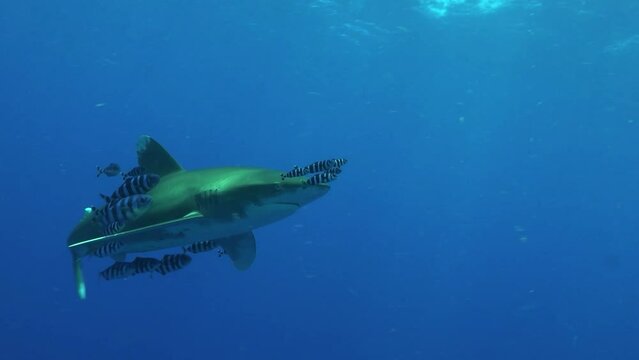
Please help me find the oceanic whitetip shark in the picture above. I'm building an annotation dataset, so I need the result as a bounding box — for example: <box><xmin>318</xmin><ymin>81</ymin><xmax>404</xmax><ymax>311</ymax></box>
<box><xmin>67</xmin><ymin>136</ymin><xmax>331</xmax><ymax>299</ymax></box>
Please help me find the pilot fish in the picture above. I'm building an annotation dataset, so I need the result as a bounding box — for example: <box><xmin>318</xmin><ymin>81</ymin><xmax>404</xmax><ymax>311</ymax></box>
<box><xmin>100</xmin><ymin>174</ymin><xmax>160</xmax><ymax>205</ymax></box>
<box><xmin>99</xmin><ymin>262</ymin><xmax>136</xmax><ymax>280</ymax></box>
<box><xmin>332</xmin><ymin>158</ymin><xmax>348</xmax><ymax>168</ymax></box>
<box><xmin>305</xmin><ymin>159</ymin><xmax>336</xmax><ymax>174</ymax></box>
<box><xmin>97</xmin><ymin>163</ymin><xmax>121</xmax><ymax>177</ymax></box>
<box><xmin>281</xmin><ymin>158</ymin><xmax>348</xmax><ymax>179</ymax></box>
<box><xmin>281</xmin><ymin>165</ymin><xmax>309</xmax><ymax>179</ymax></box>
<box><xmin>121</xmin><ymin>166</ymin><xmax>146</xmax><ymax>179</ymax></box>
<box><xmin>130</xmin><ymin>257</ymin><xmax>162</xmax><ymax>274</ymax></box>
<box><xmin>306</xmin><ymin>167</ymin><xmax>340</xmax><ymax>185</ymax></box>
<box><xmin>101</xmin><ymin>221</ymin><xmax>123</xmax><ymax>236</ymax></box>
<box><xmin>156</xmin><ymin>254</ymin><xmax>192</xmax><ymax>275</ymax></box>
<box><xmin>93</xmin><ymin>240</ymin><xmax>124</xmax><ymax>257</ymax></box>
<box><xmin>183</xmin><ymin>240</ymin><xmax>218</xmax><ymax>254</ymax></box>
<box><xmin>92</xmin><ymin>194</ymin><xmax>153</xmax><ymax>228</ymax></box>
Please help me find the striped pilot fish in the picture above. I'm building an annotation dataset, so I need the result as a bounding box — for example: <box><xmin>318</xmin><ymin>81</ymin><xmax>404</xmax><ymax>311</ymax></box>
<box><xmin>281</xmin><ymin>158</ymin><xmax>348</xmax><ymax>179</ymax></box>
<box><xmin>281</xmin><ymin>165</ymin><xmax>310</xmax><ymax>179</ymax></box>
<box><xmin>101</xmin><ymin>221</ymin><xmax>123</xmax><ymax>236</ymax></box>
<box><xmin>92</xmin><ymin>194</ymin><xmax>153</xmax><ymax>228</ymax></box>
<box><xmin>305</xmin><ymin>159</ymin><xmax>337</xmax><ymax>174</ymax></box>
<box><xmin>304</xmin><ymin>158</ymin><xmax>348</xmax><ymax>174</ymax></box>
<box><xmin>130</xmin><ymin>257</ymin><xmax>162</xmax><ymax>275</ymax></box>
<box><xmin>156</xmin><ymin>254</ymin><xmax>192</xmax><ymax>275</ymax></box>
<box><xmin>99</xmin><ymin>262</ymin><xmax>136</xmax><ymax>280</ymax></box>
<box><xmin>306</xmin><ymin>167</ymin><xmax>340</xmax><ymax>185</ymax></box>
<box><xmin>332</xmin><ymin>158</ymin><xmax>348</xmax><ymax>168</ymax></box>
<box><xmin>121</xmin><ymin>166</ymin><xmax>146</xmax><ymax>179</ymax></box>
<box><xmin>183</xmin><ymin>240</ymin><xmax>218</xmax><ymax>254</ymax></box>
<box><xmin>100</xmin><ymin>174</ymin><xmax>160</xmax><ymax>205</ymax></box>
<box><xmin>93</xmin><ymin>240</ymin><xmax>124</xmax><ymax>257</ymax></box>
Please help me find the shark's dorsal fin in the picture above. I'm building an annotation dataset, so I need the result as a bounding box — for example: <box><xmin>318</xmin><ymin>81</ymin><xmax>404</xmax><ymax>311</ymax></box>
<box><xmin>136</xmin><ymin>135</ymin><xmax>183</xmax><ymax>177</ymax></box>
<box><xmin>217</xmin><ymin>232</ymin><xmax>256</xmax><ymax>271</ymax></box>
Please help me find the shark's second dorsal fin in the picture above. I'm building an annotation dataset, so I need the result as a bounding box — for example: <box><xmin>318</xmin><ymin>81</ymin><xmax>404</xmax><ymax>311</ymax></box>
<box><xmin>136</xmin><ymin>135</ymin><xmax>183</xmax><ymax>177</ymax></box>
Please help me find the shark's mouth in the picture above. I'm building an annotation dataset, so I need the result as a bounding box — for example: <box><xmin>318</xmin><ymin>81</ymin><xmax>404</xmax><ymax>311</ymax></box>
<box><xmin>274</xmin><ymin>202</ymin><xmax>300</xmax><ymax>208</ymax></box>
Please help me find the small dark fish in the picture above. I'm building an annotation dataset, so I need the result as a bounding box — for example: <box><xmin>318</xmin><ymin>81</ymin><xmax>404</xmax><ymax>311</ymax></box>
<box><xmin>92</xmin><ymin>194</ymin><xmax>153</xmax><ymax>227</ymax></box>
<box><xmin>94</xmin><ymin>240</ymin><xmax>124</xmax><ymax>257</ymax></box>
<box><xmin>183</xmin><ymin>240</ymin><xmax>218</xmax><ymax>254</ymax></box>
<box><xmin>100</xmin><ymin>262</ymin><xmax>135</xmax><ymax>280</ymax></box>
<box><xmin>130</xmin><ymin>257</ymin><xmax>162</xmax><ymax>274</ymax></box>
<box><xmin>121</xmin><ymin>166</ymin><xmax>146</xmax><ymax>179</ymax></box>
<box><xmin>306</xmin><ymin>169</ymin><xmax>339</xmax><ymax>185</ymax></box>
<box><xmin>156</xmin><ymin>254</ymin><xmax>192</xmax><ymax>275</ymax></box>
<box><xmin>97</xmin><ymin>163</ymin><xmax>121</xmax><ymax>177</ymax></box>
<box><xmin>100</xmin><ymin>174</ymin><xmax>160</xmax><ymax>204</ymax></box>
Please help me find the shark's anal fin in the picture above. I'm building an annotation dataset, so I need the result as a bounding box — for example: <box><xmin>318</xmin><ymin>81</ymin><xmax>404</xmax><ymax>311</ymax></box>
<box><xmin>72</xmin><ymin>255</ymin><xmax>86</xmax><ymax>300</ymax></box>
<box><xmin>217</xmin><ymin>232</ymin><xmax>256</xmax><ymax>271</ymax></box>
<box><xmin>136</xmin><ymin>135</ymin><xmax>183</xmax><ymax>177</ymax></box>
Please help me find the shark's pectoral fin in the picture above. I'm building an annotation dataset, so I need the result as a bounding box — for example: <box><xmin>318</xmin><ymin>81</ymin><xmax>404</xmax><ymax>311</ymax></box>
<box><xmin>72</xmin><ymin>255</ymin><xmax>86</xmax><ymax>300</ymax></box>
<box><xmin>217</xmin><ymin>232</ymin><xmax>256</xmax><ymax>271</ymax></box>
<box><xmin>136</xmin><ymin>135</ymin><xmax>183</xmax><ymax>177</ymax></box>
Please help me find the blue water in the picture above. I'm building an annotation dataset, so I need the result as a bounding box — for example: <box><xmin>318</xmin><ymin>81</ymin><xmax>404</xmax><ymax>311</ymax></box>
<box><xmin>1</xmin><ymin>1</ymin><xmax>639</xmax><ymax>359</ymax></box>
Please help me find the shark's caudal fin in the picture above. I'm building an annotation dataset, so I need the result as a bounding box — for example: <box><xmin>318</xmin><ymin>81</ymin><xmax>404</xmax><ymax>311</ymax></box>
<box><xmin>217</xmin><ymin>232</ymin><xmax>256</xmax><ymax>271</ymax></box>
<box><xmin>72</xmin><ymin>255</ymin><xmax>87</xmax><ymax>300</ymax></box>
<box><xmin>136</xmin><ymin>135</ymin><xmax>183</xmax><ymax>177</ymax></box>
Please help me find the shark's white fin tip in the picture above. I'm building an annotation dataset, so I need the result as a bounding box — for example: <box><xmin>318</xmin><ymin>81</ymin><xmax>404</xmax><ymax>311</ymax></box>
<box><xmin>218</xmin><ymin>232</ymin><xmax>256</xmax><ymax>271</ymax></box>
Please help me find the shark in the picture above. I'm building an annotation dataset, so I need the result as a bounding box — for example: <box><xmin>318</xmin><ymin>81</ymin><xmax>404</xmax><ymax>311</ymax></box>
<box><xmin>67</xmin><ymin>136</ymin><xmax>331</xmax><ymax>299</ymax></box>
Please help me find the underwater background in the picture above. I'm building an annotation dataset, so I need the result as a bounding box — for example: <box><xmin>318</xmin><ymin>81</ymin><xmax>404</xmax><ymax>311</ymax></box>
<box><xmin>1</xmin><ymin>0</ymin><xmax>639</xmax><ymax>359</ymax></box>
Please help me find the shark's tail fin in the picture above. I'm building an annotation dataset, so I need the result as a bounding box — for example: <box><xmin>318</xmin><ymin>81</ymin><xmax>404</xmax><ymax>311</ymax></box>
<box><xmin>72</xmin><ymin>254</ymin><xmax>87</xmax><ymax>300</ymax></box>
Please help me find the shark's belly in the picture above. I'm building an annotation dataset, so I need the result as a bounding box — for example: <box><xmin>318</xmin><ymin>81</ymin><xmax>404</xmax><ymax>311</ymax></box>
<box><xmin>73</xmin><ymin>203</ymin><xmax>300</xmax><ymax>256</ymax></box>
